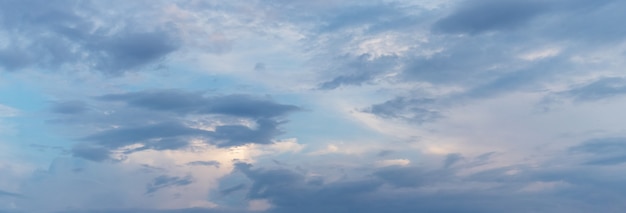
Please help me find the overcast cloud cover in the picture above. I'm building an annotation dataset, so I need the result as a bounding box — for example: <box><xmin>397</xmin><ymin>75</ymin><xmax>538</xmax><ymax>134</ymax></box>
<box><xmin>2</xmin><ymin>0</ymin><xmax>626</xmax><ymax>212</ymax></box>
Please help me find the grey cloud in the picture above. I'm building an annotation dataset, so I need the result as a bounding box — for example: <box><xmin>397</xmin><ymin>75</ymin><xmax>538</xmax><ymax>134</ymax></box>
<box><xmin>50</xmin><ymin>101</ymin><xmax>88</xmax><ymax>114</ymax></box>
<box><xmin>401</xmin><ymin>37</ymin><xmax>516</xmax><ymax>85</ymax></box>
<box><xmin>562</xmin><ymin>77</ymin><xmax>626</xmax><ymax>102</ymax></box>
<box><xmin>546</xmin><ymin>0</ymin><xmax>626</xmax><ymax>42</ymax></box>
<box><xmin>377</xmin><ymin>150</ymin><xmax>394</xmax><ymax>157</ymax></box>
<box><xmin>222</xmin><ymin>162</ymin><xmax>626</xmax><ymax>213</ymax></box>
<box><xmin>234</xmin><ymin>163</ymin><xmax>306</xmax><ymax>200</ymax></box>
<box><xmin>570</xmin><ymin>137</ymin><xmax>626</xmax><ymax>165</ymax></box>
<box><xmin>56</xmin><ymin>208</ymin><xmax>249</xmax><ymax>213</ymax></box>
<box><xmin>374</xmin><ymin>166</ymin><xmax>451</xmax><ymax>188</ymax></box>
<box><xmin>220</xmin><ymin>184</ymin><xmax>246</xmax><ymax>196</ymax></box>
<box><xmin>444</xmin><ymin>153</ymin><xmax>464</xmax><ymax>168</ymax></box>
<box><xmin>318</xmin><ymin>55</ymin><xmax>398</xmax><ymax>90</ymax></box>
<box><xmin>146</xmin><ymin>175</ymin><xmax>193</xmax><ymax>194</ymax></box>
<box><xmin>233</xmin><ymin>162</ymin><xmax>383</xmax><ymax>207</ymax></box>
<box><xmin>52</xmin><ymin>90</ymin><xmax>299</xmax><ymax>161</ymax></box>
<box><xmin>0</xmin><ymin>1</ymin><xmax>180</xmax><ymax>74</ymax></box>
<box><xmin>82</xmin><ymin>122</ymin><xmax>209</xmax><ymax>149</ymax></box>
<box><xmin>213</xmin><ymin>119</ymin><xmax>282</xmax><ymax>147</ymax></box>
<box><xmin>364</xmin><ymin>97</ymin><xmax>441</xmax><ymax>123</ymax></box>
<box><xmin>585</xmin><ymin>156</ymin><xmax>626</xmax><ymax>166</ymax></box>
<box><xmin>319</xmin><ymin>3</ymin><xmax>410</xmax><ymax>33</ymax></box>
<box><xmin>87</xmin><ymin>31</ymin><xmax>180</xmax><ymax>75</ymax></box>
<box><xmin>72</xmin><ymin>120</ymin><xmax>286</xmax><ymax>161</ymax></box>
<box><xmin>73</xmin><ymin>120</ymin><xmax>283</xmax><ymax>160</ymax></box>
<box><xmin>570</xmin><ymin>137</ymin><xmax>626</xmax><ymax>154</ymax></box>
<box><xmin>71</xmin><ymin>144</ymin><xmax>111</xmax><ymax>162</ymax></box>
<box><xmin>187</xmin><ymin>161</ymin><xmax>220</xmax><ymax>168</ymax></box>
<box><xmin>433</xmin><ymin>0</ymin><xmax>547</xmax><ymax>34</ymax></box>
<box><xmin>254</xmin><ymin>62</ymin><xmax>265</xmax><ymax>71</ymax></box>
<box><xmin>98</xmin><ymin>90</ymin><xmax>300</xmax><ymax>119</ymax></box>
<box><xmin>0</xmin><ymin>48</ymin><xmax>32</xmax><ymax>70</ymax></box>
<box><xmin>0</xmin><ymin>190</ymin><xmax>23</xmax><ymax>198</ymax></box>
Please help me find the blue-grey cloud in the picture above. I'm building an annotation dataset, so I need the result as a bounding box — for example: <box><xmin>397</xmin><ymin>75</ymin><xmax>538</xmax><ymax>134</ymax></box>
<box><xmin>433</xmin><ymin>0</ymin><xmax>547</xmax><ymax>34</ymax></box>
<box><xmin>146</xmin><ymin>175</ymin><xmax>193</xmax><ymax>194</ymax></box>
<box><xmin>570</xmin><ymin>137</ymin><xmax>626</xmax><ymax>165</ymax></box>
<box><xmin>212</xmin><ymin>119</ymin><xmax>283</xmax><ymax>147</ymax></box>
<box><xmin>86</xmin><ymin>31</ymin><xmax>180</xmax><ymax>75</ymax></box>
<box><xmin>186</xmin><ymin>161</ymin><xmax>220</xmax><ymax>168</ymax></box>
<box><xmin>52</xmin><ymin>90</ymin><xmax>299</xmax><ymax>161</ymax></box>
<box><xmin>98</xmin><ymin>90</ymin><xmax>300</xmax><ymax>119</ymax></box>
<box><xmin>318</xmin><ymin>55</ymin><xmax>398</xmax><ymax>90</ymax></box>
<box><xmin>56</xmin><ymin>208</ymin><xmax>249</xmax><ymax>213</ymax></box>
<box><xmin>0</xmin><ymin>189</ymin><xmax>23</xmax><ymax>198</ymax></box>
<box><xmin>318</xmin><ymin>2</ymin><xmax>414</xmax><ymax>33</ymax></box>
<box><xmin>545</xmin><ymin>0</ymin><xmax>626</xmax><ymax>42</ymax></box>
<box><xmin>71</xmin><ymin>144</ymin><xmax>111</xmax><ymax>162</ymax></box>
<box><xmin>562</xmin><ymin>77</ymin><xmax>626</xmax><ymax>102</ymax></box>
<box><xmin>444</xmin><ymin>153</ymin><xmax>464</xmax><ymax>168</ymax></box>
<box><xmin>82</xmin><ymin>122</ymin><xmax>209</xmax><ymax>149</ymax></box>
<box><xmin>0</xmin><ymin>0</ymin><xmax>179</xmax><ymax>74</ymax></box>
<box><xmin>220</xmin><ymin>162</ymin><xmax>626</xmax><ymax>213</ymax></box>
<box><xmin>373</xmin><ymin>166</ymin><xmax>444</xmax><ymax>188</ymax></box>
<box><xmin>364</xmin><ymin>97</ymin><xmax>441</xmax><ymax>123</ymax></box>
<box><xmin>219</xmin><ymin>183</ymin><xmax>247</xmax><ymax>196</ymax></box>
<box><xmin>570</xmin><ymin>137</ymin><xmax>626</xmax><ymax>154</ymax></box>
<box><xmin>49</xmin><ymin>101</ymin><xmax>89</xmax><ymax>114</ymax></box>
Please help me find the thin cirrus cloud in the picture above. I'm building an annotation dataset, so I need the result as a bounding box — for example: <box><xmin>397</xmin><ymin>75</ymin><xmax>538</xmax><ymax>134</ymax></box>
<box><xmin>1</xmin><ymin>0</ymin><xmax>626</xmax><ymax>212</ymax></box>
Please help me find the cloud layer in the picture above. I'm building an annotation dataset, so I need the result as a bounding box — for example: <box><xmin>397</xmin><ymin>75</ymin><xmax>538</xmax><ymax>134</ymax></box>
<box><xmin>2</xmin><ymin>0</ymin><xmax>626</xmax><ymax>212</ymax></box>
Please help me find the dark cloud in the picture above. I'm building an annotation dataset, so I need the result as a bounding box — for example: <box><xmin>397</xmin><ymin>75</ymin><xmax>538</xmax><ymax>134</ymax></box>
<box><xmin>364</xmin><ymin>97</ymin><xmax>441</xmax><ymax>123</ymax></box>
<box><xmin>433</xmin><ymin>0</ymin><xmax>547</xmax><ymax>34</ymax></box>
<box><xmin>146</xmin><ymin>175</ymin><xmax>193</xmax><ymax>194</ymax></box>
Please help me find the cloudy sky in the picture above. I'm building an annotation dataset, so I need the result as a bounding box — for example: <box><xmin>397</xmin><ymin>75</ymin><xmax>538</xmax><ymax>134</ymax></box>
<box><xmin>1</xmin><ymin>0</ymin><xmax>626</xmax><ymax>212</ymax></box>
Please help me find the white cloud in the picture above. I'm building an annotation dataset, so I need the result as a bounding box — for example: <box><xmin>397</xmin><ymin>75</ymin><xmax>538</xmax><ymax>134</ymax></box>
<box><xmin>0</xmin><ymin>104</ymin><xmax>18</xmax><ymax>117</ymax></box>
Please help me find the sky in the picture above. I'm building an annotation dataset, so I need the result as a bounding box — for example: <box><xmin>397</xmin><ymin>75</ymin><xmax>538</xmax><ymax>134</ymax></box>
<box><xmin>1</xmin><ymin>0</ymin><xmax>626</xmax><ymax>212</ymax></box>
